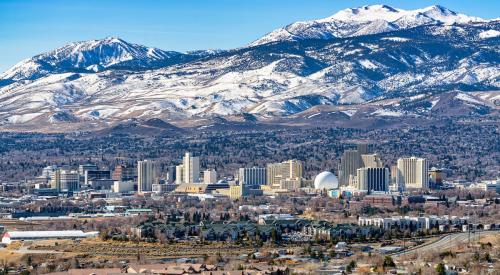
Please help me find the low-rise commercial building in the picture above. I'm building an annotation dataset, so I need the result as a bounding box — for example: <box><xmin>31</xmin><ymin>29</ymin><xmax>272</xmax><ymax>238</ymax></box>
<box><xmin>2</xmin><ymin>230</ymin><xmax>98</xmax><ymax>244</ymax></box>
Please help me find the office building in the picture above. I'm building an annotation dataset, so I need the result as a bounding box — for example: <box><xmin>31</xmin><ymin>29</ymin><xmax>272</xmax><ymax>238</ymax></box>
<box><xmin>51</xmin><ymin>169</ymin><xmax>62</xmax><ymax>191</ymax></box>
<box><xmin>90</xmin><ymin>179</ymin><xmax>114</xmax><ymax>190</ymax></box>
<box><xmin>279</xmin><ymin>178</ymin><xmax>303</xmax><ymax>190</ymax></box>
<box><xmin>238</xmin><ymin>167</ymin><xmax>266</xmax><ymax>187</ymax></box>
<box><xmin>390</xmin><ymin>166</ymin><xmax>398</xmax><ymax>184</ymax></box>
<box><xmin>203</xmin><ymin>169</ymin><xmax>217</xmax><ymax>184</ymax></box>
<box><xmin>165</xmin><ymin>165</ymin><xmax>176</xmax><ymax>184</ymax></box>
<box><xmin>175</xmin><ymin>164</ymin><xmax>184</xmax><ymax>184</ymax></box>
<box><xmin>361</xmin><ymin>154</ymin><xmax>383</xmax><ymax>168</ymax></box>
<box><xmin>41</xmin><ymin>165</ymin><xmax>58</xmax><ymax>180</ymax></box>
<box><xmin>113</xmin><ymin>181</ymin><xmax>135</xmax><ymax>193</ymax></box>
<box><xmin>396</xmin><ymin>157</ymin><xmax>429</xmax><ymax>190</ymax></box>
<box><xmin>266</xmin><ymin>159</ymin><xmax>303</xmax><ymax>189</ymax></box>
<box><xmin>357</xmin><ymin>167</ymin><xmax>390</xmax><ymax>192</ymax></box>
<box><xmin>112</xmin><ymin>165</ymin><xmax>136</xmax><ymax>182</ymax></box>
<box><xmin>229</xmin><ymin>185</ymin><xmax>248</xmax><ymax>200</ymax></box>
<box><xmin>78</xmin><ymin>164</ymin><xmax>98</xmax><ymax>176</ymax></box>
<box><xmin>84</xmin><ymin>170</ymin><xmax>111</xmax><ymax>186</ymax></box>
<box><xmin>266</xmin><ymin>163</ymin><xmax>282</xmax><ymax>187</ymax></box>
<box><xmin>281</xmin><ymin>159</ymin><xmax>303</xmax><ymax>179</ymax></box>
<box><xmin>429</xmin><ymin>167</ymin><xmax>444</xmax><ymax>188</ymax></box>
<box><xmin>357</xmin><ymin>143</ymin><xmax>372</xmax><ymax>155</ymax></box>
<box><xmin>138</xmin><ymin>160</ymin><xmax>156</xmax><ymax>194</ymax></box>
<box><xmin>52</xmin><ymin>170</ymin><xmax>80</xmax><ymax>192</ymax></box>
<box><xmin>338</xmin><ymin>150</ymin><xmax>363</xmax><ymax>186</ymax></box>
<box><xmin>152</xmin><ymin>183</ymin><xmax>178</xmax><ymax>194</ymax></box>
<box><xmin>183</xmin><ymin>152</ymin><xmax>200</xmax><ymax>183</ymax></box>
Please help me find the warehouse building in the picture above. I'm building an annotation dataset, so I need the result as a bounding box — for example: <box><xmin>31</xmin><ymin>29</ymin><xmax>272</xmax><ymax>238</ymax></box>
<box><xmin>2</xmin><ymin>230</ymin><xmax>98</xmax><ymax>244</ymax></box>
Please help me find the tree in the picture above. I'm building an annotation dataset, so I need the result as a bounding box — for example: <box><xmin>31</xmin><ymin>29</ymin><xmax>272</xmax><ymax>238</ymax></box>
<box><xmin>271</xmin><ymin>228</ymin><xmax>278</xmax><ymax>244</ymax></box>
<box><xmin>346</xmin><ymin>260</ymin><xmax>356</xmax><ymax>273</ymax></box>
<box><xmin>25</xmin><ymin>256</ymin><xmax>32</xmax><ymax>267</ymax></box>
<box><xmin>383</xmin><ymin>256</ymin><xmax>395</xmax><ymax>268</ymax></box>
<box><xmin>435</xmin><ymin>263</ymin><xmax>446</xmax><ymax>275</ymax></box>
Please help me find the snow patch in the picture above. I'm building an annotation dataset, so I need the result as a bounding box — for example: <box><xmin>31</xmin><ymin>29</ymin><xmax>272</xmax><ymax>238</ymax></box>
<box><xmin>372</xmin><ymin>109</ymin><xmax>404</xmax><ymax>117</ymax></box>
<box><xmin>455</xmin><ymin>93</ymin><xmax>483</xmax><ymax>105</ymax></box>
<box><xmin>6</xmin><ymin>113</ymin><xmax>44</xmax><ymax>123</ymax></box>
<box><xmin>381</xmin><ymin>37</ymin><xmax>410</xmax><ymax>42</ymax></box>
<box><xmin>479</xmin><ymin>30</ymin><xmax>500</xmax><ymax>39</ymax></box>
<box><xmin>341</xmin><ymin>109</ymin><xmax>357</xmax><ymax>117</ymax></box>
<box><xmin>359</xmin><ymin>59</ymin><xmax>378</xmax><ymax>69</ymax></box>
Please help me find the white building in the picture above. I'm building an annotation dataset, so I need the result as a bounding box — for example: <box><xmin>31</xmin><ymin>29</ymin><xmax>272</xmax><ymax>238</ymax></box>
<box><xmin>361</xmin><ymin>154</ymin><xmax>383</xmax><ymax>168</ymax></box>
<box><xmin>175</xmin><ymin>164</ymin><xmax>184</xmax><ymax>184</ymax></box>
<box><xmin>358</xmin><ymin>215</ymin><xmax>468</xmax><ymax>231</ymax></box>
<box><xmin>469</xmin><ymin>179</ymin><xmax>500</xmax><ymax>193</ymax></box>
<box><xmin>51</xmin><ymin>170</ymin><xmax>80</xmax><ymax>191</ymax></box>
<box><xmin>152</xmin><ymin>183</ymin><xmax>178</xmax><ymax>194</ymax></box>
<box><xmin>203</xmin><ymin>169</ymin><xmax>217</xmax><ymax>184</ymax></box>
<box><xmin>183</xmin><ymin>152</ymin><xmax>200</xmax><ymax>183</ymax></box>
<box><xmin>313</xmin><ymin>171</ymin><xmax>339</xmax><ymax>190</ymax></box>
<box><xmin>41</xmin><ymin>165</ymin><xmax>58</xmax><ymax>180</ymax></box>
<box><xmin>238</xmin><ymin>167</ymin><xmax>266</xmax><ymax>187</ymax></box>
<box><xmin>113</xmin><ymin>181</ymin><xmax>135</xmax><ymax>193</ymax></box>
<box><xmin>138</xmin><ymin>160</ymin><xmax>156</xmax><ymax>193</ymax></box>
<box><xmin>396</xmin><ymin>157</ymin><xmax>428</xmax><ymax>190</ymax></box>
<box><xmin>357</xmin><ymin>167</ymin><xmax>389</xmax><ymax>192</ymax></box>
<box><xmin>78</xmin><ymin>164</ymin><xmax>98</xmax><ymax>175</ymax></box>
<box><xmin>2</xmin><ymin>230</ymin><xmax>98</xmax><ymax>244</ymax></box>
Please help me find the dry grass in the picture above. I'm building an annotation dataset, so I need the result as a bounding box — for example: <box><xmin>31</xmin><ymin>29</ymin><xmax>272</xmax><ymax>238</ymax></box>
<box><xmin>479</xmin><ymin>233</ymin><xmax>500</xmax><ymax>245</ymax></box>
<box><xmin>5</xmin><ymin>241</ymin><xmax>22</xmax><ymax>250</ymax></box>
<box><xmin>30</xmin><ymin>238</ymin><xmax>256</xmax><ymax>259</ymax></box>
<box><xmin>0</xmin><ymin>250</ymin><xmax>24</xmax><ymax>265</ymax></box>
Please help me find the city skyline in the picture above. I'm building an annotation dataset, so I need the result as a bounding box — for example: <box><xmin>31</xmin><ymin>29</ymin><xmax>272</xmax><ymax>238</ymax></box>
<box><xmin>0</xmin><ymin>1</ymin><xmax>497</xmax><ymax>273</ymax></box>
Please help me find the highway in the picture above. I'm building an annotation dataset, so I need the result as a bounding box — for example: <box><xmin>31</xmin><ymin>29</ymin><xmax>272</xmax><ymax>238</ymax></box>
<box><xmin>394</xmin><ymin>230</ymin><xmax>499</xmax><ymax>257</ymax></box>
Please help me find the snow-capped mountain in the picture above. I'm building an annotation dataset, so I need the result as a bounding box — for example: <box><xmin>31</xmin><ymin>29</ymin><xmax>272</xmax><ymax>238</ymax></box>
<box><xmin>0</xmin><ymin>5</ymin><xmax>499</xmax><ymax>130</ymax></box>
<box><xmin>0</xmin><ymin>37</ymin><xmax>193</xmax><ymax>82</ymax></box>
<box><xmin>251</xmin><ymin>5</ymin><xmax>486</xmax><ymax>46</ymax></box>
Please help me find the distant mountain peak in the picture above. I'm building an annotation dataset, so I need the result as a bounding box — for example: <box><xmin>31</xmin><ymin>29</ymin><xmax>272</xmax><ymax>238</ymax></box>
<box><xmin>0</xmin><ymin>5</ymin><xmax>498</xmax><ymax>129</ymax></box>
<box><xmin>251</xmin><ymin>5</ymin><xmax>487</xmax><ymax>46</ymax></box>
<box><xmin>0</xmin><ymin>37</ymin><xmax>186</xmax><ymax>82</ymax></box>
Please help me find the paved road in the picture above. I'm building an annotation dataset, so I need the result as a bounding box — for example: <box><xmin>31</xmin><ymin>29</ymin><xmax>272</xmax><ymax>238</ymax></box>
<box><xmin>394</xmin><ymin>231</ymin><xmax>499</xmax><ymax>257</ymax></box>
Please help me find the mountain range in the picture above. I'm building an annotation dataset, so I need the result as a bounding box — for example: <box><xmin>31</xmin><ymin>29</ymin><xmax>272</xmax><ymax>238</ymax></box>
<box><xmin>0</xmin><ymin>5</ymin><xmax>499</xmax><ymax>132</ymax></box>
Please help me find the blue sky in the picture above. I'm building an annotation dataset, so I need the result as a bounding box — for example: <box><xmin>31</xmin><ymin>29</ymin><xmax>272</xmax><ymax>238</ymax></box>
<box><xmin>0</xmin><ymin>0</ymin><xmax>498</xmax><ymax>72</ymax></box>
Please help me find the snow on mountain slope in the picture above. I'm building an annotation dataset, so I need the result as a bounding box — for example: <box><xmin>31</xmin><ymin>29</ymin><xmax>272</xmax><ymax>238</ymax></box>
<box><xmin>251</xmin><ymin>5</ymin><xmax>487</xmax><ymax>46</ymax></box>
<box><xmin>0</xmin><ymin>5</ymin><xmax>499</xmax><ymax>128</ymax></box>
<box><xmin>479</xmin><ymin>29</ymin><xmax>500</xmax><ymax>39</ymax></box>
<box><xmin>0</xmin><ymin>37</ymin><xmax>188</xmax><ymax>82</ymax></box>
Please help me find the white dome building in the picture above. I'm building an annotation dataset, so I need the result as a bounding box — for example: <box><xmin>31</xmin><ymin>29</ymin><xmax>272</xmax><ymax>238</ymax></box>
<box><xmin>314</xmin><ymin>171</ymin><xmax>339</xmax><ymax>190</ymax></box>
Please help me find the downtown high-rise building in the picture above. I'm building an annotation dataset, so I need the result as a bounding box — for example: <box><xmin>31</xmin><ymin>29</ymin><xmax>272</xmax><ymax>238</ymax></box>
<box><xmin>338</xmin><ymin>143</ymin><xmax>380</xmax><ymax>186</ymax></box>
<box><xmin>238</xmin><ymin>167</ymin><xmax>266</xmax><ymax>187</ymax></box>
<box><xmin>266</xmin><ymin>163</ymin><xmax>283</xmax><ymax>187</ymax></box>
<box><xmin>165</xmin><ymin>165</ymin><xmax>176</xmax><ymax>184</ymax></box>
<box><xmin>51</xmin><ymin>169</ymin><xmax>80</xmax><ymax>192</ymax></box>
<box><xmin>338</xmin><ymin>150</ymin><xmax>363</xmax><ymax>186</ymax></box>
<box><xmin>396</xmin><ymin>157</ymin><xmax>429</xmax><ymax>190</ymax></box>
<box><xmin>175</xmin><ymin>164</ymin><xmax>184</xmax><ymax>184</ymax></box>
<box><xmin>203</xmin><ymin>169</ymin><xmax>217</xmax><ymax>184</ymax></box>
<box><xmin>357</xmin><ymin>167</ymin><xmax>390</xmax><ymax>192</ymax></box>
<box><xmin>361</xmin><ymin>154</ymin><xmax>383</xmax><ymax>168</ymax></box>
<box><xmin>281</xmin><ymin>159</ymin><xmax>303</xmax><ymax>179</ymax></box>
<box><xmin>266</xmin><ymin>159</ymin><xmax>303</xmax><ymax>188</ymax></box>
<box><xmin>183</xmin><ymin>152</ymin><xmax>200</xmax><ymax>183</ymax></box>
<box><xmin>356</xmin><ymin>143</ymin><xmax>371</xmax><ymax>155</ymax></box>
<box><xmin>113</xmin><ymin>164</ymin><xmax>137</xmax><ymax>182</ymax></box>
<box><xmin>138</xmin><ymin>160</ymin><xmax>156</xmax><ymax>193</ymax></box>
<box><xmin>78</xmin><ymin>163</ymin><xmax>98</xmax><ymax>175</ymax></box>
